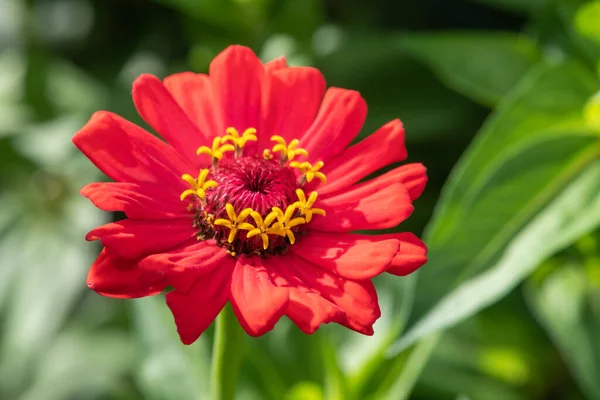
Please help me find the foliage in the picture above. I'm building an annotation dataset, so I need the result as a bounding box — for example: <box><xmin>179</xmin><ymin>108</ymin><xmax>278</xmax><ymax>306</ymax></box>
<box><xmin>1</xmin><ymin>0</ymin><xmax>600</xmax><ymax>399</ymax></box>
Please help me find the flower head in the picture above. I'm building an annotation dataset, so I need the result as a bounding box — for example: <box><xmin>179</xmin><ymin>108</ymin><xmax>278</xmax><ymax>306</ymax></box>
<box><xmin>74</xmin><ymin>45</ymin><xmax>428</xmax><ymax>344</ymax></box>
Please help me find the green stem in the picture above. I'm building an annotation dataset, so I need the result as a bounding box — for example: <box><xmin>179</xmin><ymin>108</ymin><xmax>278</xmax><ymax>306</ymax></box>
<box><xmin>210</xmin><ymin>304</ymin><xmax>245</xmax><ymax>400</ymax></box>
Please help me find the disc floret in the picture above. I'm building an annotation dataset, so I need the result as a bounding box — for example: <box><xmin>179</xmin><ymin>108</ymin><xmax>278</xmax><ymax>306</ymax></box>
<box><xmin>180</xmin><ymin>129</ymin><xmax>327</xmax><ymax>256</ymax></box>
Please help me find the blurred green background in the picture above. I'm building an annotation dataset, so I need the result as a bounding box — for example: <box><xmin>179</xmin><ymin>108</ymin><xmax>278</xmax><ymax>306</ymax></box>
<box><xmin>1</xmin><ymin>0</ymin><xmax>600</xmax><ymax>399</ymax></box>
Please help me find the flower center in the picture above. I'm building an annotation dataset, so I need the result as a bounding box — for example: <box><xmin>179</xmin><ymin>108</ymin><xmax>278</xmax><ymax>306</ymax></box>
<box><xmin>209</xmin><ymin>156</ymin><xmax>297</xmax><ymax>215</ymax></box>
<box><xmin>180</xmin><ymin>128</ymin><xmax>327</xmax><ymax>257</ymax></box>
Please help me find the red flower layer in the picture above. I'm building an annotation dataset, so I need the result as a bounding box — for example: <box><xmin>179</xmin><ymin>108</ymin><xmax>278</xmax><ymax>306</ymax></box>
<box><xmin>74</xmin><ymin>45</ymin><xmax>428</xmax><ymax>344</ymax></box>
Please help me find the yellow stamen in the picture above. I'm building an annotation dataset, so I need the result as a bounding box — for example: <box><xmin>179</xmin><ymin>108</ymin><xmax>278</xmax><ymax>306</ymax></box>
<box><xmin>263</xmin><ymin>149</ymin><xmax>274</xmax><ymax>160</ymax></box>
<box><xmin>214</xmin><ymin>203</ymin><xmax>255</xmax><ymax>243</ymax></box>
<box><xmin>246</xmin><ymin>210</ymin><xmax>285</xmax><ymax>250</ymax></box>
<box><xmin>272</xmin><ymin>205</ymin><xmax>305</xmax><ymax>244</ymax></box>
<box><xmin>223</xmin><ymin>127</ymin><xmax>258</xmax><ymax>158</ymax></box>
<box><xmin>180</xmin><ymin>169</ymin><xmax>218</xmax><ymax>203</ymax></box>
<box><xmin>197</xmin><ymin>136</ymin><xmax>235</xmax><ymax>168</ymax></box>
<box><xmin>270</xmin><ymin>136</ymin><xmax>308</xmax><ymax>164</ymax></box>
<box><xmin>293</xmin><ymin>189</ymin><xmax>326</xmax><ymax>223</ymax></box>
<box><xmin>289</xmin><ymin>161</ymin><xmax>327</xmax><ymax>184</ymax></box>
<box><xmin>204</xmin><ymin>211</ymin><xmax>215</xmax><ymax>226</ymax></box>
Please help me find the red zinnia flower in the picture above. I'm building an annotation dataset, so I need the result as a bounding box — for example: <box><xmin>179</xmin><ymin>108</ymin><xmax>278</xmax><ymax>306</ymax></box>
<box><xmin>74</xmin><ymin>45</ymin><xmax>427</xmax><ymax>344</ymax></box>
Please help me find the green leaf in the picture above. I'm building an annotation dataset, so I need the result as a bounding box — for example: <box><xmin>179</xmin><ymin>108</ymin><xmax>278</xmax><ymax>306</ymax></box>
<box><xmin>585</xmin><ymin>90</ymin><xmax>600</xmax><ymax>129</ymax></box>
<box><xmin>156</xmin><ymin>0</ymin><xmax>267</xmax><ymax>37</ymax></box>
<box><xmin>211</xmin><ymin>304</ymin><xmax>246</xmax><ymax>400</ymax></box>
<box><xmin>319</xmin><ymin>334</ymin><xmax>346</xmax><ymax>400</ymax></box>
<box><xmin>315</xmin><ymin>32</ymin><xmax>483</xmax><ymax>142</ymax></box>
<box><xmin>556</xmin><ymin>0</ymin><xmax>600</xmax><ymax>64</ymax></box>
<box><xmin>18</xmin><ymin>330</ymin><xmax>133</xmax><ymax>400</ymax></box>
<box><xmin>132</xmin><ymin>295</ymin><xmax>211</xmax><ymax>400</ymax></box>
<box><xmin>284</xmin><ymin>382</ymin><xmax>323</xmax><ymax>400</ymax></box>
<box><xmin>525</xmin><ymin>260</ymin><xmax>600</xmax><ymax>399</ymax></box>
<box><xmin>374</xmin><ymin>334</ymin><xmax>439</xmax><ymax>400</ymax></box>
<box><xmin>389</xmin><ymin>61</ymin><xmax>600</xmax><ymax>354</ymax></box>
<box><xmin>399</xmin><ymin>32</ymin><xmax>541</xmax><ymax>106</ymax></box>
<box><xmin>575</xmin><ymin>1</ymin><xmax>600</xmax><ymax>44</ymax></box>
<box><xmin>345</xmin><ymin>275</ymin><xmax>416</xmax><ymax>398</ymax></box>
<box><xmin>472</xmin><ymin>0</ymin><xmax>548</xmax><ymax>14</ymax></box>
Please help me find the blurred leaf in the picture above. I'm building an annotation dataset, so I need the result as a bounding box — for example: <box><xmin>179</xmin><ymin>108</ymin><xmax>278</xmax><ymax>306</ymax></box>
<box><xmin>344</xmin><ymin>275</ymin><xmax>416</xmax><ymax>398</ymax></box>
<box><xmin>270</xmin><ymin>0</ymin><xmax>323</xmax><ymax>43</ymax></box>
<box><xmin>574</xmin><ymin>1</ymin><xmax>600</xmax><ymax>44</ymax></box>
<box><xmin>473</xmin><ymin>0</ymin><xmax>548</xmax><ymax>13</ymax></box>
<box><xmin>316</xmin><ymin>32</ymin><xmax>484</xmax><ymax>142</ymax></box>
<box><xmin>525</xmin><ymin>260</ymin><xmax>600</xmax><ymax>399</ymax></box>
<box><xmin>399</xmin><ymin>32</ymin><xmax>541</xmax><ymax>106</ymax></box>
<box><xmin>0</xmin><ymin>50</ymin><xmax>30</xmax><ymax>135</ymax></box>
<box><xmin>585</xmin><ymin>90</ymin><xmax>600</xmax><ymax>129</ymax></box>
<box><xmin>419</xmin><ymin>356</ymin><xmax>528</xmax><ymax>400</ymax></box>
<box><xmin>556</xmin><ymin>0</ymin><xmax>600</xmax><ymax>64</ymax></box>
<box><xmin>319</xmin><ymin>334</ymin><xmax>346</xmax><ymax>400</ymax></box>
<box><xmin>133</xmin><ymin>295</ymin><xmax>211</xmax><ymax>400</ymax></box>
<box><xmin>46</xmin><ymin>60</ymin><xmax>109</xmax><ymax>114</ymax></box>
<box><xmin>19</xmin><ymin>330</ymin><xmax>133</xmax><ymax>400</ymax></box>
<box><xmin>390</xmin><ymin>61</ymin><xmax>600</xmax><ymax>354</ymax></box>
<box><xmin>157</xmin><ymin>0</ymin><xmax>267</xmax><ymax>37</ymax></box>
<box><xmin>284</xmin><ymin>382</ymin><xmax>323</xmax><ymax>400</ymax></box>
<box><xmin>374</xmin><ymin>334</ymin><xmax>439</xmax><ymax>400</ymax></box>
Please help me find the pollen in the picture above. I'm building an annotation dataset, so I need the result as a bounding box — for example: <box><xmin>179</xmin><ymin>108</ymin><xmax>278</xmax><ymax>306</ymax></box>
<box><xmin>183</xmin><ymin>132</ymin><xmax>327</xmax><ymax>256</ymax></box>
<box><xmin>270</xmin><ymin>136</ymin><xmax>308</xmax><ymax>165</ymax></box>
<box><xmin>213</xmin><ymin>203</ymin><xmax>254</xmax><ymax>243</ymax></box>
<box><xmin>180</xmin><ymin>169</ymin><xmax>218</xmax><ymax>202</ymax></box>
<box><xmin>272</xmin><ymin>205</ymin><xmax>306</xmax><ymax>244</ymax></box>
<box><xmin>197</xmin><ymin>137</ymin><xmax>235</xmax><ymax>169</ymax></box>
<box><xmin>289</xmin><ymin>161</ymin><xmax>327</xmax><ymax>184</ymax></box>
<box><xmin>246</xmin><ymin>210</ymin><xmax>285</xmax><ymax>250</ymax></box>
<box><xmin>293</xmin><ymin>189</ymin><xmax>326</xmax><ymax>223</ymax></box>
<box><xmin>223</xmin><ymin>127</ymin><xmax>258</xmax><ymax>158</ymax></box>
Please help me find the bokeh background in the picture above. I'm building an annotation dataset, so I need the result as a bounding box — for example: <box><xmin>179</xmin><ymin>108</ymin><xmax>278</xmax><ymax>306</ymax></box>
<box><xmin>1</xmin><ymin>0</ymin><xmax>600</xmax><ymax>399</ymax></box>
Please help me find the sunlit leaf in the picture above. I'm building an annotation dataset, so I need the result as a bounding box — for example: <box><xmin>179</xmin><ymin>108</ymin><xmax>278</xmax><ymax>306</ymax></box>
<box><xmin>390</xmin><ymin>61</ymin><xmax>600</xmax><ymax>354</ymax></box>
<box><xmin>585</xmin><ymin>91</ymin><xmax>600</xmax><ymax>129</ymax></box>
<box><xmin>575</xmin><ymin>1</ymin><xmax>600</xmax><ymax>44</ymax></box>
<box><xmin>284</xmin><ymin>381</ymin><xmax>323</xmax><ymax>400</ymax></box>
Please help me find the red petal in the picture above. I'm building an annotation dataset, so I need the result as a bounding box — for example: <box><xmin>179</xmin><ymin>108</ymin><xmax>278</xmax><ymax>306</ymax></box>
<box><xmin>81</xmin><ymin>182</ymin><xmax>187</xmax><ymax>220</ymax></box>
<box><xmin>301</xmin><ymin>88</ymin><xmax>367</xmax><ymax>161</ymax></box>
<box><xmin>139</xmin><ymin>240</ymin><xmax>235</xmax><ymax>293</ymax></box>
<box><xmin>133</xmin><ymin>74</ymin><xmax>211</xmax><ymax>165</ymax></box>
<box><xmin>318</xmin><ymin>119</ymin><xmax>407</xmax><ymax>196</ymax></box>
<box><xmin>72</xmin><ymin>111</ymin><xmax>189</xmax><ymax>186</ymax></box>
<box><xmin>257</xmin><ymin>67</ymin><xmax>326</xmax><ymax>151</ymax></box>
<box><xmin>264</xmin><ymin>57</ymin><xmax>287</xmax><ymax>73</ymax></box>
<box><xmin>265</xmin><ymin>259</ymin><xmax>345</xmax><ymax>334</ymax></box>
<box><xmin>163</xmin><ymin>72</ymin><xmax>220</xmax><ymax>141</ymax></box>
<box><xmin>321</xmin><ymin>162</ymin><xmax>427</xmax><ymax>202</ymax></box>
<box><xmin>310</xmin><ymin>182</ymin><xmax>414</xmax><ymax>232</ymax></box>
<box><xmin>378</xmin><ymin>232</ymin><xmax>428</xmax><ymax>276</ymax></box>
<box><xmin>283</xmin><ymin>254</ymin><xmax>380</xmax><ymax>335</ymax></box>
<box><xmin>209</xmin><ymin>45</ymin><xmax>264</xmax><ymax>140</ymax></box>
<box><xmin>290</xmin><ymin>232</ymin><xmax>399</xmax><ymax>280</ymax></box>
<box><xmin>230</xmin><ymin>256</ymin><xmax>289</xmax><ymax>336</ymax></box>
<box><xmin>166</xmin><ymin>264</ymin><xmax>233</xmax><ymax>345</ymax></box>
<box><xmin>86</xmin><ymin>219</ymin><xmax>194</xmax><ymax>260</ymax></box>
<box><xmin>87</xmin><ymin>249</ymin><xmax>167</xmax><ymax>299</ymax></box>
